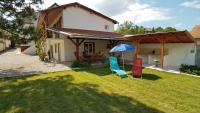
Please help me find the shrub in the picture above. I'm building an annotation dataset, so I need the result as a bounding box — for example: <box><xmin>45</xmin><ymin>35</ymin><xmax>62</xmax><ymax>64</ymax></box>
<box><xmin>101</xmin><ymin>55</ymin><xmax>107</xmax><ymax>64</ymax></box>
<box><xmin>179</xmin><ymin>64</ymin><xmax>200</xmax><ymax>76</ymax></box>
<box><xmin>71</xmin><ymin>60</ymin><xmax>91</xmax><ymax>68</ymax></box>
<box><xmin>36</xmin><ymin>38</ymin><xmax>46</xmax><ymax>61</ymax></box>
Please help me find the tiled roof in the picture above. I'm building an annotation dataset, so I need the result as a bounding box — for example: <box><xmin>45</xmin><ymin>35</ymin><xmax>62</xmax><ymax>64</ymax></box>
<box><xmin>191</xmin><ymin>25</ymin><xmax>200</xmax><ymax>38</ymax></box>
<box><xmin>47</xmin><ymin>28</ymin><xmax>125</xmax><ymax>40</ymax></box>
<box><xmin>125</xmin><ymin>31</ymin><xmax>194</xmax><ymax>43</ymax></box>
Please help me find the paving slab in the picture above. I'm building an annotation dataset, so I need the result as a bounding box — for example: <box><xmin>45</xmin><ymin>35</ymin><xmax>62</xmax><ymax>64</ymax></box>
<box><xmin>0</xmin><ymin>49</ymin><xmax>71</xmax><ymax>78</ymax></box>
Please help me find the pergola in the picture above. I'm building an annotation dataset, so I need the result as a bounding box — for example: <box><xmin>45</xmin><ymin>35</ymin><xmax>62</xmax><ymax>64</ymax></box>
<box><xmin>46</xmin><ymin>28</ymin><xmax>126</xmax><ymax>60</ymax></box>
<box><xmin>125</xmin><ymin>31</ymin><xmax>194</xmax><ymax>68</ymax></box>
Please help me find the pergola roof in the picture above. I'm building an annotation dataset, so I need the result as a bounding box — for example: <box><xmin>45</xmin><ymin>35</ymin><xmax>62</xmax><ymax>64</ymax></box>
<box><xmin>46</xmin><ymin>28</ymin><xmax>125</xmax><ymax>41</ymax></box>
<box><xmin>191</xmin><ymin>25</ymin><xmax>200</xmax><ymax>39</ymax></box>
<box><xmin>124</xmin><ymin>31</ymin><xmax>194</xmax><ymax>43</ymax></box>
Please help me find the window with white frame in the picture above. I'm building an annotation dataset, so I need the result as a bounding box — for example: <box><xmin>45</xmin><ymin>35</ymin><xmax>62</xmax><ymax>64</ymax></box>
<box><xmin>84</xmin><ymin>42</ymin><xmax>95</xmax><ymax>55</ymax></box>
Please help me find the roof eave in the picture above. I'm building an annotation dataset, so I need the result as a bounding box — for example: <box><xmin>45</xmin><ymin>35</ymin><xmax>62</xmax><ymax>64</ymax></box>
<box><xmin>46</xmin><ymin>28</ymin><xmax>125</xmax><ymax>41</ymax></box>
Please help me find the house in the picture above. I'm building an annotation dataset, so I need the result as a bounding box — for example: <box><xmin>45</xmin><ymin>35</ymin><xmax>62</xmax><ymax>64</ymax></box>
<box><xmin>37</xmin><ymin>2</ymin><xmax>197</xmax><ymax>69</ymax></box>
<box><xmin>37</xmin><ymin>2</ymin><xmax>126</xmax><ymax>62</ymax></box>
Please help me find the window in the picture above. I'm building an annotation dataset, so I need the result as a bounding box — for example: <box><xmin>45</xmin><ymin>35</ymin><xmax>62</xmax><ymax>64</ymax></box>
<box><xmin>105</xmin><ymin>25</ymin><xmax>109</xmax><ymax>30</ymax></box>
<box><xmin>84</xmin><ymin>42</ymin><xmax>95</xmax><ymax>55</ymax></box>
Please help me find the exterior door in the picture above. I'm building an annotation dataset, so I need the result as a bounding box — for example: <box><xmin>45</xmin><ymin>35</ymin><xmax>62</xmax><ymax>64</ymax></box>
<box><xmin>84</xmin><ymin>42</ymin><xmax>95</xmax><ymax>55</ymax></box>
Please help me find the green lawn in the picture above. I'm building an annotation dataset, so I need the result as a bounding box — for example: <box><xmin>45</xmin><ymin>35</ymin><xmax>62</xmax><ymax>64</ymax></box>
<box><xmin>0</xmin><ymin>67</ymin><xmax>200</xmax><ymax>113</ymax></box>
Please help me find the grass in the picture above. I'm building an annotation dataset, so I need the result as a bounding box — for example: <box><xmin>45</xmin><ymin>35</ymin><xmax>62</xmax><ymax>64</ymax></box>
<box><xmin>0</xmin><ymin>67</ymin><xmax>200</xmax><ymax>113</ymax></box>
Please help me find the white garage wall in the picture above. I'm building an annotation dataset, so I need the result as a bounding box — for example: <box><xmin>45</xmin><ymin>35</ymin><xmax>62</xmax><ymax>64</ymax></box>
<box><xmin>62</xmin><ymin>7</ymin><xmax>114</xmax><ymax>32</ymax></box>
<box><xmin>139</xmin><ymin>43</ymin><xmax>195</xmax><ymax>67</ymax></box>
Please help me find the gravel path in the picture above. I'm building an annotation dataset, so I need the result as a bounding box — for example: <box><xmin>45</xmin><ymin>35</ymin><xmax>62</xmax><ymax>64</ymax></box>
<box><xmin>0</xmin><ymin>49</ymin><xmax>71</xmax><ymax>78</ymax></box>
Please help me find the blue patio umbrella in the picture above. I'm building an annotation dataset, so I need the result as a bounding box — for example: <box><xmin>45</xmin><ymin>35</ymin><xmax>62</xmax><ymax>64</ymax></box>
<box><xmin>110</xmin><ymin>44</ymin><xmax>135</xmax><ymax>70</ymax></box>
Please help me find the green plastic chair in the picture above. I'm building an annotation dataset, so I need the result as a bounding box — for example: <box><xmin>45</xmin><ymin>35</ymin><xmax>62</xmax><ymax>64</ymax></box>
<box><xmin>109</xmin><ymin>56</ymin><xmax>127</xmax><ymax>77</ymax></box>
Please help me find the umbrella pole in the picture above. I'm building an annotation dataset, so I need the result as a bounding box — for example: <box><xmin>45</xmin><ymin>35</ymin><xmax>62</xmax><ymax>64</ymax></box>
<box><xmin>122</xmin><ymin>52</ymin><xmax>125</xmax><ymax>70</ymax></box>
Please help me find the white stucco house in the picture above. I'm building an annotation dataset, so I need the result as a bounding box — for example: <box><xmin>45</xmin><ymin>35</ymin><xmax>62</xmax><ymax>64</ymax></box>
<box><xmin>37</xmin><ymin>2</ymin><xmax>198</xmax><ymax>69</ymax></box>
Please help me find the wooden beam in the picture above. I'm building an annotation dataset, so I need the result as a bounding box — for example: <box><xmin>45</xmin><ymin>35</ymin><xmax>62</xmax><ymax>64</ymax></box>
<box><xmin>69</xmin><ymin>38</ymin><xmax>82</xmax><ymax>61</ymax></box>
<box><xmin>76</xmin><ymin>39</ymin><xmax>80</xmax><ymax>61</ymax></box>
<box><xmin>69</xmin><ymin>38</ymin><xmax>77</xmax><ymax>46</ymax></box>
<box><xmin>133</xmin><ymin>40</ymin><xmax>140</xmax><ymax>58</ymax></box>
<box><xmin>78</xmin><ymin>39</ymin><xmax>85</xmax><ymax>45</ymax></box>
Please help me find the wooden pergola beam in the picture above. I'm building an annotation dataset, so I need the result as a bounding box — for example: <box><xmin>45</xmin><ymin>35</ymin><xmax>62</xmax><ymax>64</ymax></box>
<box><xmin>133</xmin><ymin>38</ymin><xmax>143</xmax><ymax>58</ymax></box>
<box><xmin>109</xmin><ymin>40</ymin><xmax>119</xmax><ymax>47</ymax></box>
<box><xmin>69</xmin><ymin>38</ymin><xmax>85</xmax><ymax>61</ymax></box>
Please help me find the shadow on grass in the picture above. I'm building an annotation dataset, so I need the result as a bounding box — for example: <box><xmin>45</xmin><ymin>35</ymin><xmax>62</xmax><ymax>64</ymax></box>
<box><xmin>74</xmin><ymin>67</ymin><xmax>112</xmax><ymax>76</ymax></box>
<box><xmin>0</xmin><ymin>69</ymin><xmax>43</xmax><ymax>78</ymax></box>
<box><xmin>75</xmin><ymin>66</ymin><xmax>133</xmax><ymax>77</ymax></box>
<box><xmin>142</xmin><ymin>74</ymin><xmax>162</xmax><ymax>80</ymax></box>
<box><xmin>0</xmin><ymin>74</ymin><xmax>163</xmax><ymax>113</ymax></box>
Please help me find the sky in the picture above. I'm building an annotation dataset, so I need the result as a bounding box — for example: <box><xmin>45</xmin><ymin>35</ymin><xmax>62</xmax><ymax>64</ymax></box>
<box><xmin>40</xmin><ymin>0</ymin><xmax>200</xmax><ymax>30</ymax></box>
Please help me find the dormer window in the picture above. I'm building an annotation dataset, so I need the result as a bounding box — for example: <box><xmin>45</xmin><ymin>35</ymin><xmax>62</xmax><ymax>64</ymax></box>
<box><xmin>105</xmin><ymin>25</ymin><xmax>109</xmax><ymax>30</ymax></box>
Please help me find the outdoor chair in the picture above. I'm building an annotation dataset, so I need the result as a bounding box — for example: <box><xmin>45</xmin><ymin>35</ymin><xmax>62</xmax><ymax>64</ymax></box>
<box><xmin>109</xmin><ymin>56</ymin><xmax>127</xmax><ymax>77</ymax></box>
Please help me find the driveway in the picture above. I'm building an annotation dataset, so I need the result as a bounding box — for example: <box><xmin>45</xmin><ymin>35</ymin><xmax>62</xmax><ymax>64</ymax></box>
<box><xmin>0</xmin><ymin>49</ymin><xmax>71</xmax><ymax>78</ymax></box>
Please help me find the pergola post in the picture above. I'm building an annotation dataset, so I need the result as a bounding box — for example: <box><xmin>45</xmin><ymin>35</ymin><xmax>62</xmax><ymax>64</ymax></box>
<box><xmin>76</xmin><ymin>39</ymin><xmax>80</xmax><ymax>61</ymax></box>
<box><xmin>133</xmin><ymin>39</ymin><xmax>141</xmax><ymax>58</ymax></box>
<box><xmin>69</xmin><ymin>38</ymin><xmax>85</xmax><ymax>61</ymax></box>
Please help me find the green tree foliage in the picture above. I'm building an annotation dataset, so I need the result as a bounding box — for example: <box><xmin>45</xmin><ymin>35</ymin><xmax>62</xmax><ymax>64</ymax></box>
<box><xmin>0</xmin><ymin>0</ymin><xmax>43</xmax><ymax>47</ymax></box>
<box><xmin>116</xmin><ymin>21</ymin><xmax>177</xmax><ymax>35</ymax></box>
<box><xmin>116</xmin><ymin>21</ymin><xmax>135</xmax><ymax>34</ymax></box>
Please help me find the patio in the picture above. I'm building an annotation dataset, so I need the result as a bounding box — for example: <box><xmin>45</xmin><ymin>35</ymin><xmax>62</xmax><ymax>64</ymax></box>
<box><xmin>0</xmin><ymin>49</ymin><xmax>71</xmax><ymax>78</ymax></box>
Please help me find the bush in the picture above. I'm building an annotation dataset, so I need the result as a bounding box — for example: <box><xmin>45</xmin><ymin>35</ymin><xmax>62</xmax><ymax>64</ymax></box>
<box><xmin>71</xmin><ymin>60</ymin><xmax>91</xmax><ymax>68</ymax></box>
<box><xmin>179</xmin><ymin>64</ymin><xmax>200</xmax><ymax>75</ymax></box>
<box><xmin>36</xmin><ymin>38</ymin><xmax>46</xmax><ymax>61</ymax></box>
<box><xmin>101</xmin><ymin>55</ymin><xmax>107</xmax><ymax>64</ymax></box>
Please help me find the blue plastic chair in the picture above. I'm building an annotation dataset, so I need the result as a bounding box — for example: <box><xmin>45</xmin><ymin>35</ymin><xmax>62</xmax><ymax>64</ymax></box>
<box><xmin>109</xmin><ymin>56</ymin><xmax>127</xmax><ymax>77</ymax></box>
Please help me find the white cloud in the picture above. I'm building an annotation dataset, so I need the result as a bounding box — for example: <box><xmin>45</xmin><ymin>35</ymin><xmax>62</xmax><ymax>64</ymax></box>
<box><xmin>112</xmin><ymin>2</ymin><xmax>172</xmax><ymax>24</ymax></box>
<box><xmin>41</xmin><ymin>0</ymin><xmax>102</xmax><ymax>10</ymax></box>
<box><xmin>180</xmin><ymin>0</ymin><xmax>200</xmax><ymax>9</ymax></box>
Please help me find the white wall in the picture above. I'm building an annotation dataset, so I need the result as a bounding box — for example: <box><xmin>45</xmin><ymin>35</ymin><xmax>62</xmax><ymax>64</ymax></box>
<box><xmin>63</xmin><ymin>38</ymin><xmax>111</xmax><ymax>61</ymax></box>
<box><xmin>46</xmin><ymin>38</ymin><xmax>65</xmax><ymax>62</ymax></box>
<box><xmin>62</xmin><ymin>7</ymin><xmax>115</xmax><ymax>32</ymax></box>
<box><xmin>138</xmin><ymin>43</ymin><xmax>195</xmax><ymax>67</ymax></box>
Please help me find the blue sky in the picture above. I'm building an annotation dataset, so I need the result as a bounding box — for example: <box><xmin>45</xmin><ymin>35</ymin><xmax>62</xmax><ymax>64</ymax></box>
<box><xmin>42</xmin><ymin>0</ymin><xmax>200</xmax><ymax>30</ymax></box>
<box><xmin>138</xmin><ymin>0</ymin><xmax>200</xmax><ymax>30</ymax></box>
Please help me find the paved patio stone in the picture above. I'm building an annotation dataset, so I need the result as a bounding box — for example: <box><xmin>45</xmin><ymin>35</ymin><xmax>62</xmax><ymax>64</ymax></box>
<box><xmin>0</xmin><ymin>49</ymin><xmax>71</xmax><ymax>78</ymax></box>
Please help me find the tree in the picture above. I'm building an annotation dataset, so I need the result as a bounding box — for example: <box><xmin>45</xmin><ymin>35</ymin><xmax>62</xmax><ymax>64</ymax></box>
<box><xmin>164</xmin><ymin>27</ymin><xmax>177</xmax><ymax>32</ymax></box>
<box><xmin>154</xmin><ymin>26</ymin><xmax>177</xmax><ymax>33</ymax></box>
<box><xmin>0</xmin><ymin>0</ymin><xmax>43</xmax><ymax>47</ymax></box>
<box><xmin>116</xmin><ymin>21</ymin><xmax>147</xmax><ymax>34</ymax></box>
<box><xmin>116</xmin><ymin>21</ymin><xmax>135</xmax><ymax>34</ymax></box>
<box><xmin>155</xmin><ymin>27</ymin><xmax>164</xmax><ymax>32</ymax></box>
